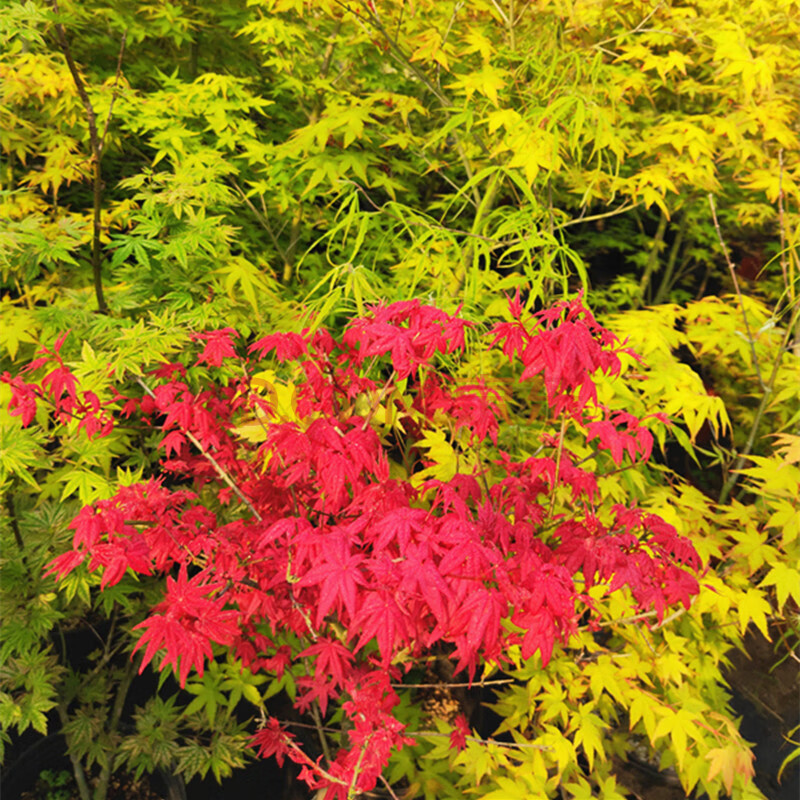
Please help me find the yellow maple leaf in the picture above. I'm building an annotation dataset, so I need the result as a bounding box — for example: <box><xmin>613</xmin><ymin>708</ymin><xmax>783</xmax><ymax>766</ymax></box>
<box><xmin>706</xmin><ymin>744</ymin><xmax>755</xmax><ymax>794</ymax></box>
<box><xmin>736</xmin><ymin>588</ymin><xmax>772</xmax><ymax>638</ymax></box>
<box><xmin>759</xmin><ymin>562</ymin><xmax>800</xmax><ymax>612</ymax></box>
<box><xmin>772</xmin><ymin>433</ymin><xmax>800</xmax><ymax>464</ymax></box>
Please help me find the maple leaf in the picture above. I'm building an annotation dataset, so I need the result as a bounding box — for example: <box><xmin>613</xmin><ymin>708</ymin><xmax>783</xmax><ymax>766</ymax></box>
<box><xmin>369</xmin><ymin>507</ymin><xmax>430</xmax><ymax>551</ymax></box>
<box><xmin>41</xmin><ymin>364</ymin><xmax>78</xmax><ymax>404</ymax></box>
<box><xmin>449</xmin><ymin>714</ymin><xmax>471</xmax><ymax>751</ymax></box>
<box><xmin>251</xmin><ymin>718</ymin><xmax>298</xmax><ymax>768</ymax></box>
<box><xmin>397</xmin><ymin>543</ymin><xmax>452</xmax><ymax>626</ymax></box>
<box><xmin>88</xmin><ymin>536</ymin><xmax>153</xmax><ymax>588</ymax></box>
<box><xmin>352</xmin><ymin>589</ymin><xmax>409</xmax><ymax>663</ymax></box>
<box><xmin>519</xmin><ymin>608</ymin><xmax>558</xmax><ymax>664</ymax></box>
<box><xmin>296</xmin><ymin>531</ymin><xmax>366</xmax><ymax>625</ymax></box>
<box><xmin>44</xmin><ymin>549</ymin><xmax>86</xmax><ymax>579</ymax></box>
<box><xmin>248</xmin><ymin>331</ymin><xmax>308</xmax><ymax>361</ymax></box>
<box><xmin>706</xmin><ymin>745</ymin><xmax>753</xmax><ymax>794</ymax></box>
<box><xmin>490</xmin><ymin>319</ymin><xmax>530</xmax><ymax>361</ymax></box>
<box><xmin>3</xmin><ymin>374</ymin><xmax>38</xmax><ymax>426</ymax></box>
<box><xmin>161</xmin><ymin>430</ymin><xmax>187</xmax><ymax>458</ymax></box>
<box><xmin>132</xmin><ymin>566</ymin><xmax>238</xmax><ymax>686</ymax></box>
<box><xmin>299</xmin><ymin>638</ymin><xmax>355</xmax><ymax>690</ymax></box>
<box><xmin>449</xmin><ymin>588</ymin><xmax>505</xmax><ymax>675</ymax></box>
<box><xmin>343</xmin><ymin>300</ymin><xmax>470</xmax><ymax>378</ymax></box>
<box><xmin>194</xmin><ymin>328</ymin><xmax>238</xmax><ymax>367</ymax></box>
<box><xmin>759</xmin><ymin>561</ymin><xmax>800</xmax><ymax>611</ymax></box>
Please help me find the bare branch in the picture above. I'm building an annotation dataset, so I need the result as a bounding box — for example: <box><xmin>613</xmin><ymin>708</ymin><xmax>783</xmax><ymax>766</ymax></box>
<box><xmin>99</xmin><ymin>31</ymin><xmax>128</xmax><ymax>155</ymax></box>
<box><xmin>708</xmin><ymin>193</ymin><xmax>766</xmax><ymax>390</ymax></box>
<box><xmin>51</xmin><ymin>0</ymin><xmax>100</xmax><ymax>155</ymax></box>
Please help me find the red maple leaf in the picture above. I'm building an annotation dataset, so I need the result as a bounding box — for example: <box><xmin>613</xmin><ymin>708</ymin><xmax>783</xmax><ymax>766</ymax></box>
<box><xmin>449</xmin><ymin>714</ymin><xmax>471</xmax><ymax>751</ymax></box>
<box><xmin>194</xmin><ymin>328</ymin><xmax>238</xmax><ymax>367</ymax></box>
<box><xmin>296</xmin><ymin>530</ymin><xmax>366</xmax><ymax>625</ymax></box>
<box><xmin>132</xmin><ymin>566</ymin><xmax>238</xmax><ymax>686</ymax></box>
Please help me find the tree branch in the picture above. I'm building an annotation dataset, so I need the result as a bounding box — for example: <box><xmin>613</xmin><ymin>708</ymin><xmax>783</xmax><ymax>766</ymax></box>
<box><xmin>718</xmin><ymin>302</ymin><xmax>800</xmax><ymax>503</ymax></box>
<box><xmin>50</xmin><ymin>1</ymin><xmax>127</xmax><ymax>315</ymax></box>
<box><xmin>99</xmin><ymin>31</ymin><xmax>128</xmax><ymax>155</ymax></box>
<box><xmin>51</xmin><ymin>0</ymin><xmax>100</xmax><ymax>154</ymax></box>
<box><xmin>135</xmin><ymin>377</ymin><xmax>263</xmax><ymax>521</ymax></box>
<box><xmin>708</xmin><ymin>193</ymin><xmax>766</xmax><ymax>389</ymax></box>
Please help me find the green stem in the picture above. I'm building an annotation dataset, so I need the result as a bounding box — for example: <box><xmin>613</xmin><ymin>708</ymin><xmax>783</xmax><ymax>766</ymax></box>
<box><xmin>56</xmin><ymin>702</ymin><xmax>93</xmax><ymax>800</ymax></box>
<box><xmin>51</xmin><ymin>3</ymin><xmax>125</xmax><ymax>315</ymax></box>
<box><xmin>718</xmin><ymin>302</ymin><xmax>800</xmax><ymax>504</ymax></box>
<box><xmin>637</xmin><ymin>209</ymin><xmax>668</xmax><ymax>306</ymax></box>
<box><xmin>653</xmin><ymin>213</ymin><xmax>686</xmax><ymax>304</ymax></box>
<box><xmin>347</xmin><ymin>735</ymin><xmax>370</xmax><ymax>800</ymax></box>
<box><xmin>708</xmin><ymin>193</ymin><xmax>765</xmax><ymax>390</ymax></box>
<box><xmin>4</xmin><ymin>490</ymin><xmax>25</xmax><ymax>554</ymax></box>
<box><xmin>93</xmin><ymin>660</ymin><xmax>136</xmax><ymax>800</ymax></box>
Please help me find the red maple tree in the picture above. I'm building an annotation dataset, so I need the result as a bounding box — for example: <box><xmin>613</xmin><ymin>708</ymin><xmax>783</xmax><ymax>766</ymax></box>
<box><xmin>5</xmin><ymin>295</ymin><xmax>701</xmax><ymax>797</ymax></box>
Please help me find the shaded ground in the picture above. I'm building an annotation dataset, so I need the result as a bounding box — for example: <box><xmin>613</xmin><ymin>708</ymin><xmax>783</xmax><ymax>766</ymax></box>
<box><xmin>726</xmin><ymin>630</ymin><xmax>799</xmax><ymax>800</ymax></box>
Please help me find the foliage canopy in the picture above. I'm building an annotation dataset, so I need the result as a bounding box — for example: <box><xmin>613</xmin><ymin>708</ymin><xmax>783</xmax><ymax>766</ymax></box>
<box><xmin>1</xmin><ymin>0</ymin><xmax>799</xmax><ymax>798</ymax></box>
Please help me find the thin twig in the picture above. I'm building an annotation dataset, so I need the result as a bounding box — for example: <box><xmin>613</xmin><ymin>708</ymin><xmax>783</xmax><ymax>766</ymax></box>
<box><xmin>592</xmin><ymin>1</ymin><xmax>666</xmax><ymax>49</ymax></box>
<box><xmin>320</xmin><ymin>20</ymin><xmax>342</xmax><ymax>81</ymax></box>
<box><xmin>708</xmin><ymin>194</ymin><xmax>766</xmax><ymax>390</ymax></box>
<box><xmin>94</xmin><ymin>658</ymin><xmax>136</xmax><ymax>800</ymax></box>
<box><xmin>309</xmin><ymin>697</ymin><xmax>333</xmax><ymax>764</ymax></box>
<box><xmin>578</xmin><ymin>609</ymin><xmax>659</xmax><ymax>630</ymax></box>
<box><xmin>488</xmin><ymin>0</ymin><xmax>509</xmax><ymax>25</ymax></box>
<box><xmin>440</xmin><ymin>1</ymin><xmax>464</xmax><ymax>51</ymax></box>
<box><xmin>777</xmin><ymin>149</ymin><xmax>789</xmax><ymax>292</ymax></box>
<box><xmin>331</xmin><ymin>0</ymin><xmax>445</xmax><ymax>103</ymax></box>
<box><xmin>649</xmin><ymin>605</ymin><xmax>687</xmax><ymax>631</ymax></box>
<box><xmin>51</xmin><ymin>0</ymin><xmax>100</xmax><ymax>154</ymax></box>
<box><xmin>718</xmin><ymin>302</ymin><xmax>800</xmax><ymax>503</ymax></box>
<box><xmin>407</xmin><ymin>730</ymin><xmax>551</xmax><ymax>750</ymax></box>
<box><xmin>553</xmin><ymin>202</ymin><xmax>641</xmax><ymax>231</ymax></box>
<box><xmin>229</xmin><ymin>178</ymin><xmax>287</xmax><ymax>258</ymax></box>
<box><xmin>5</xmin><ymin>491</ymin><xmax>25</xmax><ymax>554</ymax></box>
<box><xmin>378</xmin><ymin>774</ymin><xmax>402</xmax><ymax>800</ymax></box>
<box><xmin>99</xmin><ymin>32</ymin><xmax>127</xmax><ymax>153</ymax></box>
<box><xmin>51</xmin><ymin>0</ymin><xmax>121</xmax><ymax>315</ymax></box>
<box><xmin>390</xmin><ymin>678</ymin><xmax>514</xmax><ymax>689</ymax></box>
<box><xmin>135</xmin><ymin>377</ymin><xmax>262</xmax><ymax>521</ymax></box>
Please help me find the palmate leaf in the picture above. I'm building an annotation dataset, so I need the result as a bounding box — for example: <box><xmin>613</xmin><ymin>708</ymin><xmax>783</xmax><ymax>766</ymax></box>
<box><xmin>59</xmin><ymin>468</ymin><xmax>113</xmax><ymax>505</ymax></box>
<box><xmin>185</xmin><ymin>669</ymin><xmax>228</xmax><ymax>727</ymax></box>
<box><xmin>215</xmin><ymin>256</ymin><xmax>275</xmax><ymax>315</ymax></box>
<box><xmin>296</xmin><ymin>532</ymin><xmax>366</xmax><ymax>626</ymax></box>
<box><xmin>0</xmin><ymin>424</ymin><xmax>42</xmax><ymax>489</ymax></box>
<box><xmin>0</xmin><ymin>298</ymin><xmax>38</xmax><ymax>360</ymax></box>
<box><xmin>758</xmin><ymin>561</ymin><xmax>800</xmax><ymax>612</ymax></box>
<box><xmin>133</xmin><ymin>568</ymin><xmax>239</xmax><ymax>687</ymax></box>
<box><xmin>706</xmin><ymin>743</ymin><xmax>757</xmax><ymax>794</ymax></box>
